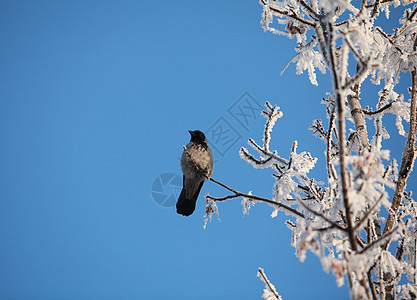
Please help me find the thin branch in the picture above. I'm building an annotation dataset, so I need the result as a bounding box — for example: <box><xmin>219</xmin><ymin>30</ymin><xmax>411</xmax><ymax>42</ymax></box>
<box><xmin>368</xmin><ymin>264</ymin><xmax>378</xmax><ymax>300</ymax></box>
<box><xmin>383</xmin><ymin>69</ymin><xmax>417</xmax><ymax>240</ymax></box>
<box><xmin>370</xmin><ymin>0</ymin><xmax>381</xmax><ymax>19</ymax></box>
<box><xmin>376</xmin><ymin>27</ymin><xmax>404</xmax><ymax>54</ymax></box>
<box><xmin>260</xmin><ymin>0</ymin><xmax>316</xmax><ymax>26</ymax></box>
<box><xmin>247</xmin><ymin>138</ymin><xmax>288</xmax><ymax>165</ymax></box>
<box><xmin>358</xmin><ymin>226</ymin><xmax>399</xmax><ymax>254</ymax></box>
<box><xmin>399</xmin><ymin>6</ymin><xmax>417</xmax><ymax>35</ymax></box>
<box><xmin>354</xmin><ymin>193</ymin><xmax>385</xmax><ymax>231</ymax></box>
<box><xmin>341</xmin><ymin>58</ymin><xmax>370</xmax><ymax>90</ymax></box>
<box><xmin>258</xmin><ymin>268</ymin><xmax>282</xmax><ymax>300</ymax></box>
<box><xmin>208</xmin><ymin>177</ymin><xmax>305</xmax><ymax>218</ymax></box>
<box><xmin>296</xmin><ymin>0</ymin><xmax>320</xmax><ymax>21</ymax></box>
<box><xmin>326</xmin><ymin>112</ymin><xmax>337</xmax><ymax>178</ymax></box>
<box><xmin>240</xmin><ymin>147</ymin><xmax>274</xmax><ymax>166</ymax></box>
<box><xmin>296</xmin><ymin>196</ymin><xmax>347</xmax><ymax>231</ymax></box>
<box><xmin>206</xmin><ymin>194</ymin><xmax>240</xmax><ymax>202</ymax></box>
<box><xmin>342</xmin><ymin>33</ymin><xmax>366</xmax><ymax>66</ymax></box>
<box><xmin>362</xmin><ymin>102</ymin><xmax>393</xmax><ymax>116</ymax></box>
<box><xmin>365</xmin><ymin>0</ymin><xmax>394</xmax><ymax>8</ymax></box>
<box><xmin>328</xmin><ymin>22</ymin><xmax>358</xmax><ymax>251</ymax></box>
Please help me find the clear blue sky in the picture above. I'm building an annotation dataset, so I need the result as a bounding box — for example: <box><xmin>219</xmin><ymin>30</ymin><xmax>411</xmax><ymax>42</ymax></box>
<box><xmin>0</xmin><ymin>1</ymin><xmax>414</xmax><ymax>299</ymax></box>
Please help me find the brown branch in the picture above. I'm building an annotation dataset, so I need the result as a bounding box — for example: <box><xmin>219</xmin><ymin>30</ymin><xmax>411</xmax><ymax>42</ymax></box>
<box><xmin>342</xmin><ymin>34</ymin><xmax>366</xmax><ymax>66</ymax></box>
<box><xmin>240</xmin><ymin>147</ymin><xmax>274</xmax><ymax>166</ymax></box>
<box><xmin>326</xmin><ymin>112</ymin><xmax>337</xmax><ymax>178</ymax></box>
<box><xmin>383</xmin><ymin>69</ymin><xmax>417</xmax><ymax>241</ymax></box>
<box><xmin>208</xmin><ymin>177</ymin><xmax>305</xmax><ymax>218</ymax></box>
<box><xmin>296</xmin><ymin>196</ymin><xmax>347</xmax><ymax>231</ymax></box>
<box><xmin>367</xmin><ymin>263</ymin><xmax>378</xmax><ymax>300</ymax></box>
<box><xmin>260</xmin><ymin>0</ymin><xmax>315</xmax><ymax>26</ymax></box>
<box><xmin>362</xmin><ymin>102</ymin><xmax>393</xmax><ymax>116</ymax></box>
<box><xmin>365</xmin><ymin>0</ymin><xmax>394</xmax><ymax>8</ymax></box>
<box><xmin>328</xmin><ymin>22</ymin><xmax>358</xmax><ymax>251</ymax></box>
<box><xmin>341</xmin><ymin>59</ymin><xmax>370</xmax><ymax>90</ymax></box>
<box><xmin>398</xmin><ymin>6</ymin><xmax>417</xmax><ymax>35</ymax></box>
<box><xmin>376</xmin><ymin>27</ymin><xmax>404</xmax><ymax>54</ymax></box>
<box><xmin>354</xmin><ymin>193</ymin><xmax>385</xmax><ymax>231</ymax></box>
<box><xmin>358</xmin><ymin>226</ymin><xmax>399</xmax><ymax>254</ymax></box>
<box><xmin>206</xmin><ymin>194</ymin><xmax>240</xmax><ymax>202</ymax></box>
<box><xmin>296</xmin><ymin>0</ymin><xmax>320</xmax><ymax>21</ymax></box>
<box><xmin>316</xmin><ymin>23</ymin><xmax>330</xmax><ymax>65</ymax></box>
<box><xmin>258</xmin><ymin>268</ymin><xmax>281</xmax><ymax>300</ymax></box>
<box><xmin>371</xmin><ymin>0</ymin><xmax>381</xmax><ymax>19</ymax></box>
<box><xmin>247</xmin><ymin>138</ymin><xmax>288</xmax><ymax>165</ymax></box>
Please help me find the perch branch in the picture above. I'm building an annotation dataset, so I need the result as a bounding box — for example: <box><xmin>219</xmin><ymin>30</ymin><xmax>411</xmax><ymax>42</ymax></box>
<box><xmin>208</xmin><ymin>177</ymin><xmax>305</xmax><ymax>218</ymax></box>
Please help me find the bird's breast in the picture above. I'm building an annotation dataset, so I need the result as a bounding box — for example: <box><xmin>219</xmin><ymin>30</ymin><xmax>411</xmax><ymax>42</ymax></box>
<box><xmin>181</xmin><ymin>143</ymin><xmax>213</xmax><ymax>179</ymax></box>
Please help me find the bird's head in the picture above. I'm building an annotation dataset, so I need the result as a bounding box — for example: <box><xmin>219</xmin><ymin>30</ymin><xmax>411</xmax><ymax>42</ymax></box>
<box><xmin>188</xmin><ymin>130</ymin><xmax>208</xmax><ymax>145</ymax></box>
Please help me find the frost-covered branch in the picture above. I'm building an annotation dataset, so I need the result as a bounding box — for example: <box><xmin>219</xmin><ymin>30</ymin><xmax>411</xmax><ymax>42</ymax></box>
<box><xmin>258</xmin><ymin>268</ymin><xmax>282</xmax><ymax>300</ymax></box>
<box><xmin>383</xmin><ymin>68</ymin><xmax>417</xmax><ymax>243</ymax></box>
<box><xmin>206</xmin><ymin>177</ymin><xmax>305</xmax><ymax>218</ymax></box>
<box><xmin>328</xmin><ymin>21</ymin><xmax>358</xmax><ymax>251</ymax></box>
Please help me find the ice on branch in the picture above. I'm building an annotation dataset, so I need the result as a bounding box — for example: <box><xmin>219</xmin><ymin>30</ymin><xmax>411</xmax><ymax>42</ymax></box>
<box><xmin>257</xmin><ymin>268</ymin><xmax>282</xmax><ymax>300</ymax></box>
<box><xmin>242</xmin><ymin>192</ymin><xmax>256</xmax><ymax>216</ymax></box>
<box><xmin>203</xmin><ymin>196</ymin><xmax>220</xmax><ymax>229</ymax></box>
<box><xmin>282</xmin><ymin>37</ymin><xmax>326</xmax><ymax>86</ymax></box>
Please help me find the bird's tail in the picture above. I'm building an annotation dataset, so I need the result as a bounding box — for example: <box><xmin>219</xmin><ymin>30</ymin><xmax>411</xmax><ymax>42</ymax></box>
<box><xmin>176</xmin><ymin>181</ymin><xmax>204</xmax><ymax>216</ymax></box>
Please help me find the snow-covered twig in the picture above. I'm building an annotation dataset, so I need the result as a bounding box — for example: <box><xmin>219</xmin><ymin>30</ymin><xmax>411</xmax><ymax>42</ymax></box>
<box><xmin>207</xmin><ymin>177</ymin><xmax>305</xmax><ymax>218</ymax></box>
<box><xmin>257</xmin><ymin>268</ymin><xmax>282</xmax><ymax>300</ymax></box>
<box><xmin>383</xmin><ymin>69</ymin><xmax>417</xmax><ymax>246</ymax></box>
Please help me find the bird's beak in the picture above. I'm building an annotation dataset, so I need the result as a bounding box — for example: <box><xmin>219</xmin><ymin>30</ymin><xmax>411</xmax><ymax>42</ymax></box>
<box><xmin>188</xmin><ymin>130</ymin><xmax>194</xmax><ymax>136</ymax></box>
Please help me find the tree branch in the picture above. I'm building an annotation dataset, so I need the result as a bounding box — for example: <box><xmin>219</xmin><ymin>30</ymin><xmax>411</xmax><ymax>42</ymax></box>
<box><xmin>383</xmin><ymin>68</ymin><xmax>417</xmax><ymax>241</ymax></box>
<box><xmin>208</xmin><ymin>177</ymin><xmax>305</xmax><ymax>218</ymax></box>
<box><xmin>296</xmin><ymin>196</ymin><xmax>347</xmax><ymax>231</ymax></box>
<box><xmin>328</xmin><ymin>22</ymin><xmax>359</xmax><ymax>251</ymax></box>
<box><xmin>358</xmin><ymin>226</ymin><xmax>399</xmax><ymax>254</ymax></box>
<box><xmin>362</xmin><ymin>102</ymin><xmax>393</xmax><ymax>116</ymax></box>
<box><xmin>260</xmin><ymin>0</ymin><xmax>316</xmax><ymax>27</ymax></box>
<box><xmin>258</xmin><ymin>268</ymin><xmax>282</xmax><ymax>300</ymax></box>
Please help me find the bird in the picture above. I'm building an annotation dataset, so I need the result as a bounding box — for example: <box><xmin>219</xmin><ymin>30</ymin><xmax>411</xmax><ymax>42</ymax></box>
<box><xmin>177</xmin><ymin>130</ymin><xmax>214</xmax><ymax>216</ymax></box>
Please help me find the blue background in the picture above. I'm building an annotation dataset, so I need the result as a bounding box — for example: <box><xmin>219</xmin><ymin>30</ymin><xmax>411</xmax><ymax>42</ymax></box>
<box><xmin>1</xmin><ymin>1</ymin><xmax>414</xmax><ymax>299</ymax></box>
